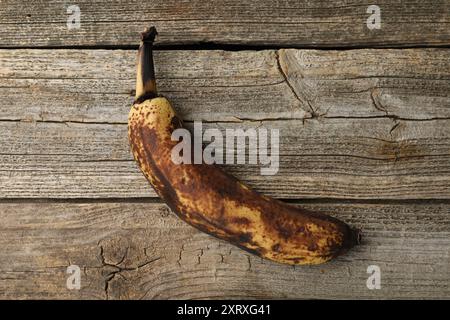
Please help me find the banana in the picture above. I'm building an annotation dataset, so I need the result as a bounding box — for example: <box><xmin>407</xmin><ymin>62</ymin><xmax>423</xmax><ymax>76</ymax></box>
<box><xmin>128</xmin><ymin>27</ymin><xmax>361</xmax><ymax>265</ymax></box>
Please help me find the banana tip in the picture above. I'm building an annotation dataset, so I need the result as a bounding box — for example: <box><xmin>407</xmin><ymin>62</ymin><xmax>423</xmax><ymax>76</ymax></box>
<box><xmin>141</xmin><ymin>26</ymin><xmax>158</xmax><ymax>43</ymax></box>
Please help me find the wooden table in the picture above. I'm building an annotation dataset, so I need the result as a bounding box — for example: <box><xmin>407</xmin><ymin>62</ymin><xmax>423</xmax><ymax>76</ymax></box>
<box><xmin>0</xmin><ymin>0</ymin><xmax>449</xmax><ymax>299</ymax></box>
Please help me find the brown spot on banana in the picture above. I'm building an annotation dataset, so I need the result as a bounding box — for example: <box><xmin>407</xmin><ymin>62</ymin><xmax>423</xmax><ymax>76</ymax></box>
<box><xmin>128</xmin><ymin>27</ymin><xmax>361</xmax><ymax>265</ymax></box>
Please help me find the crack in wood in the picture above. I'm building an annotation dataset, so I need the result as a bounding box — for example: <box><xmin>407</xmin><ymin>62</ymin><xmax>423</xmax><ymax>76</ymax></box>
<box><xmin>275</xmin><ymin>50</ymin><xmax>316</xmax><ymax>118</ymax></box>
<box><xmin>98</xmin><ymin>242</ymin><xmax>162</xmax><ymax>300</ymax></box>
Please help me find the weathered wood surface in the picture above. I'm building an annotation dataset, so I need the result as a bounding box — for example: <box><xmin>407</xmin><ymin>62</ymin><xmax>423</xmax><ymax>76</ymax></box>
<box><xmin>0</xmin><ymin>201</ymin><xmax>448</xmax><ymax>299</ymax></box>
<box><xmin>1</xmin><ymin>0</ymin><xmax>449</xmax><ymax>47</ymax></box>
<box><xmin>1</xmin><ymin>49</ymin><xmax>449</xmax><ymax>199</ymax></box>
<box><xmin>2</xmin><ymin>49</ymin><xmax>450</xmax><ymax>123</ymax></box>
<box><xmin>1</xmin><ymin>42</ymin><xmax>449</xmax><ymax>298</ymax></box>
<box><xmin>1</xmin><ymin>118</ymin><xmax>450</xmax><ymax>199</ymax></box>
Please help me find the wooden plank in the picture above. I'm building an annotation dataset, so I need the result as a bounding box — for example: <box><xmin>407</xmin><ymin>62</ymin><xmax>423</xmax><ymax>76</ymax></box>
<box><xmin>1</xmin><ymin>49</ymin><xmax>450</xmax><ymax>199</ymax></box>
<box><xmin>1</xmin><ymin>118</ymin><xmax>450</xmax><ymax>199</ymax></box>
<box><xmin>279</xmin><ymin>49</ymin><xmax>450</xmax><ymax>120</ymax></box>
<box><xmin>0</xmin><ymin>49</ymin><xmax>305</xmax><ymax>123</ymax></box>
<box><xmin>1</xmin><ymin>49</ymin><xmax>449</xmax><ymax>123</ymax></box>
<box><xmin>0</xmin><ymin>201</ymin><xmax>448</xmax><ymax>299</ymax></box>
<box><xmin>0</xmin><ymin>0</ymin><xmax>449</xmax><ymax>47</ymax></box>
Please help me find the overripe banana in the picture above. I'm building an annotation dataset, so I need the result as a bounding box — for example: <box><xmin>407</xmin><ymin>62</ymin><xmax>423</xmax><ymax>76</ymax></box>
<box><xmin>128</xmin><ymin>27</ymin><xmax>361</xmax><ymax>265</ymax></box>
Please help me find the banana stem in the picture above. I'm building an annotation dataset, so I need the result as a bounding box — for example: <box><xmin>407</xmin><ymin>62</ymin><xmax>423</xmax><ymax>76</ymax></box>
<box><xmin>135</xmin><ymin>26</ymin><xmax>158</xmax><ymax>103</ymax></box>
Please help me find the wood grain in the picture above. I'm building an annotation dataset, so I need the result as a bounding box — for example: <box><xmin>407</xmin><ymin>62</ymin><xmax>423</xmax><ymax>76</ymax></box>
<box><xmin>1</xmin><ymin>118</ymin><xmax>450</xmax><ymax>199</ymax></box>
<box><xmin>0</xmin><ymin>48</ymin><xmax>449</xmax><ymax>199</ymax></box>
<box><xmin>1</xmin><ymin>49</ymin><xmax>449</xmax><ymax>123</ymax></box>
<box><xmin>0</xmin><ymin>49</ymin><xmax>303</xmax><ymax>123</ymax></box>
<box><xmin>0</xmin><ymin>0</ymin><xmax>449</xmax><ymax>47</ymax></box>
<box><xmin>1</xmin><ymin>45</ymin><xmax>449</xmax><ymax>299</ymax></box>
<box><xmin>0</xmin><ymin>201</ymin><xmax>448</xmax><ymax>299</ymax></box>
